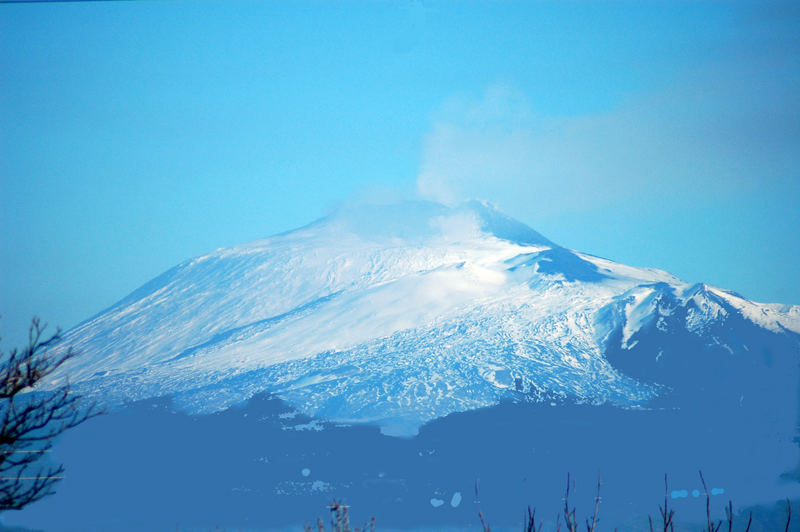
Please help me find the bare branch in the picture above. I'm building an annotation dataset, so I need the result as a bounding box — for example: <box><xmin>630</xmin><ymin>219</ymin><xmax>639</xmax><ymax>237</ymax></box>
<box><xmin>785</xmin><ymin>498</ymin><xmax>791</xmax><ymax>532</ymax></box>
<box><xmin>587</xmin><ymin>473</ymin><xmax>601</xmax><ymax>532</ymax></box>
<box><xmin>0</xmin><ymin>318</ymin><xmax>102</xmax><ymax>511</ymax></box>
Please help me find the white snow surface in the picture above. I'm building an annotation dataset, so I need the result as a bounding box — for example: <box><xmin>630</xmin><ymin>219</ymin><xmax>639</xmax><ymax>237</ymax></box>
<box><xmin>50</xmin><ymin>201</ymin><xmax>800</xmax><ymax>436</ymax></box>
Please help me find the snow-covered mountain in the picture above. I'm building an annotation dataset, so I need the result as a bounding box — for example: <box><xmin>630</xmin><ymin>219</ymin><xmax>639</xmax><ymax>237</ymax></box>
<box><xmin>52</xmin><ymin>200</ymin><xmax>800</xmax><ymax>437</ymax></box>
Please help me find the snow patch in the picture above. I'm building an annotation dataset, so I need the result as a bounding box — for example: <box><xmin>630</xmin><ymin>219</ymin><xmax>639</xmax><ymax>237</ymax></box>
<box><xmin>450</xmin><ymin>492</ymin><xmax>462</xmax><ymax>508</ymax></box>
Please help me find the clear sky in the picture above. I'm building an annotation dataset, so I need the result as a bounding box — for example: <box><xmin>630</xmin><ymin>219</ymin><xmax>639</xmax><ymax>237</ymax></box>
<box><xmin>1</xmin><ymin>1</ymin><xmax>798</xmax><ymax>349</ymax></box>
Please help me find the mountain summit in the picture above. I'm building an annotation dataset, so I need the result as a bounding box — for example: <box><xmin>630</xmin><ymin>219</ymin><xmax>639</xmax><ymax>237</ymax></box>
<box><xmin>54</xmin><ymin>201</ymin><xmax>800</xmax><ymax>437</ymax></box>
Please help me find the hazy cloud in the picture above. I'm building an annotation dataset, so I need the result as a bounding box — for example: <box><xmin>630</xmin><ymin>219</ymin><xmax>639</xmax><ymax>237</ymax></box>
<box><xmin>416</xmin><ymin>59</ymin><xmax>800</xmax><ymax>218</ymax></box>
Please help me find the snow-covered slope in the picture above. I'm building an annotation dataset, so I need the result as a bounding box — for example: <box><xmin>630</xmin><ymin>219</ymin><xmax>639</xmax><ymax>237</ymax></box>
<box><xmin>50</xmin><ymin>200</ymin><xmax>800</xmax><ymax>436</ymax></box>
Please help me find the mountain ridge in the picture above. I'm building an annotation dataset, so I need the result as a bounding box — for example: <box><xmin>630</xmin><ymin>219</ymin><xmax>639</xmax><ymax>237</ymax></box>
<box><xmin>50</xmin><ymin>200</ymin><xmax>800</xmax><ymax>436</ymax></box>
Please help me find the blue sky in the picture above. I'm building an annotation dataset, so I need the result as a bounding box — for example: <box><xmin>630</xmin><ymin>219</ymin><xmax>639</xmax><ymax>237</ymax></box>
<box><xmin>1</xmin><ymin>1</ymin><xmax>798</xmax><ymax>349</ymax></box>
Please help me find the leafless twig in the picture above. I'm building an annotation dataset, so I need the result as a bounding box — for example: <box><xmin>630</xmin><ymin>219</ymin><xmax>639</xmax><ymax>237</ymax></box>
<box><xmin>0</xmin><ymin>318</ymin><xmax>102</xmax><ymax>511</ymax></box>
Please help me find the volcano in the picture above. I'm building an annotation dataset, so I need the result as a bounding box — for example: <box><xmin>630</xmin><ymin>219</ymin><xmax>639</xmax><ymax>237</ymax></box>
<box><xmin>54</xmin><ymin>200</ymin><xmax>800</xmax><ymax>436</ymax></box>
<box><xmin>27</xmin><ymin>200</ymin><xmax>800</xmax><ymax>532</ymax></box>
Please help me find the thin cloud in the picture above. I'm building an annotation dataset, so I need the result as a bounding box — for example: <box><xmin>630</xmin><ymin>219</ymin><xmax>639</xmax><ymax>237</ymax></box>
<box><xmin>416</xmin><ymin>58</ymin><xmax>800</xmax><ymax>219</ymax></box>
